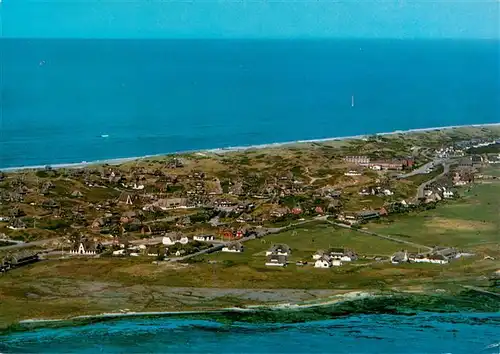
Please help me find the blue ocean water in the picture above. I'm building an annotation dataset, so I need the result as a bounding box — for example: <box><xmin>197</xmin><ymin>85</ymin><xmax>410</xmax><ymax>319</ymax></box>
<box><xmin>0</xmin><ymin>39</ymin><xmax>499</xmax><ymax>168</ymax></box>
<box><xmin>1</xmin><ymin>312</ymin><xmax>499</xmax><ymax>353</ymax></box>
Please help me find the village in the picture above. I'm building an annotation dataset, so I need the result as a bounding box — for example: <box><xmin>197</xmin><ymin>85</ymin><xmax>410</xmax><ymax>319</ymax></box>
<box><xmin>0</xmin><ymin>127</ymin><xmax>499</xmax><ymax>276</ymax></box>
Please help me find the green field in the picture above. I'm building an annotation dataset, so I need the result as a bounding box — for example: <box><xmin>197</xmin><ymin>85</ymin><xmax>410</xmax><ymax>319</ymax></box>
<box><xmin>204</xmin><ymin>223</ymin><xmax>414</xmax><ymax>266</ymax></box>
<box><xmin>367</xmin><ymin>182</ymin><xmax>500</xmax><ymax>253</ymax></box>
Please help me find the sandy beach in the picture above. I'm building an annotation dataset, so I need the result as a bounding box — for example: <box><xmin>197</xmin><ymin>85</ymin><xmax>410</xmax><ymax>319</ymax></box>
<box><xmin>2</xmin><ymin>123</ymin><xmax>499</xmax><ymax>173</ymax></box>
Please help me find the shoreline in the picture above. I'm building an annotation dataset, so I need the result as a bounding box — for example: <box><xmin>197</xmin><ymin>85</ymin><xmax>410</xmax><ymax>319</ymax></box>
<box><xmin>1</xmin><ymin>122</ymin><xmax>499</xmax><ymax>172</ymax></box>
<box><xmin>17</xmin><ymin>291</ymin><xmax>374</xmax><ymax>327</ymax></box>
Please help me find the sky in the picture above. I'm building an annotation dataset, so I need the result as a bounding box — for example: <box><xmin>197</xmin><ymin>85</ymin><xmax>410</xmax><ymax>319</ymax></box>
<box><xmin>0</xmin><ymin>0</ymin><xmax>499</xmax><ymax>39</ymax></box>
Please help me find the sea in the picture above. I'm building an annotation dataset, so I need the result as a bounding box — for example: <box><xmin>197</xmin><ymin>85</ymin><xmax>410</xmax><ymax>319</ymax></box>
<box><xmin>1</xmin><ymin>39</ymin><xmax>499</xmax><ymax>169</ymax></box>
<box><xmin>1</xmin><ymin>312</ymin><xmax>499</xmax><ymax>353</ymax></box>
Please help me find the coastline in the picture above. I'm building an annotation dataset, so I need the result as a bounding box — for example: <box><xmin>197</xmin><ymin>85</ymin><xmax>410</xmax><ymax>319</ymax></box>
<box><xmin>7</xmin><ymin>288</ymin><xmax>500</xmax><ymax>332</ymax></box>
<box><xmin>2</xmin><ymin>122</ymin><xmax>499</xmax><ymax>172</ymax></box>
<box><xmin>16</xmin><ymin>291</ymin><xmax>374</xmax><ymax>326</ymax></box>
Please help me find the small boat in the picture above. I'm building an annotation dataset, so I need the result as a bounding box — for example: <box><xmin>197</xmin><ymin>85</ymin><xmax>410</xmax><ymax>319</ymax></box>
<box><xmin>101</xmin><ymin>134</ymin><xmax>109</xmax><ymax>138</ymax></box>
<box><xmin>351</xmin><ymin>95</ymin><xmax>355</xmax><ymax>107</ymax></box>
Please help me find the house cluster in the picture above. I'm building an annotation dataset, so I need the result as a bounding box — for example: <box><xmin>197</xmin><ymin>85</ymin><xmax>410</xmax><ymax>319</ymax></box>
<box><xmin>265</xmin><ymin>244</ymin><xmax>290</xmax><ymax>267</ymax></box>
<box><xmin>0</xmin><ymin>251</ymin><xmax>40</xmax><ymax>273</ymax></box>
<box><xmin>359</xmin><ymin>186</ymin><xmax>394</xmax><ymax>197</ymax></box>
<box><xmin>422</xmin><ymin>185</ymin><xmax>455</xmax><ymax>202</ymax></box>
<box><xmin>312</xmin><ymin>248</ymin><xmax>358</xmax><ymax>268</ymax></box>
<box><xmin>452</xmin><ymin>171</ymin><xmax>474</xmax><ymax>187</ymax></box>
<box><xmin>343</xmin><ymin>156</ymin><xmax>415</xmax><ymax>171</ymax></box>
<box><xmin>391</xmin><ymin>247</ymin><xmax>463</xmax><ymax>265</ymax></box>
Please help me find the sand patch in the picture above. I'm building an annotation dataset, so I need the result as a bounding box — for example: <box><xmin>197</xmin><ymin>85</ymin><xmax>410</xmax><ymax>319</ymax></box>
<box><xmin>425</xmin><ymin>217</ymin><xmax>494</xmax><ymax>232</ymax></box>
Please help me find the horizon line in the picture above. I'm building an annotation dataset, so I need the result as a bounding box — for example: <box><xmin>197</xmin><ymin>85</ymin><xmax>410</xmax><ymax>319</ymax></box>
<box><xmin>2</xmin><ymin>36</ymin><xmax>499</xmax><ymax>41</ymax></box>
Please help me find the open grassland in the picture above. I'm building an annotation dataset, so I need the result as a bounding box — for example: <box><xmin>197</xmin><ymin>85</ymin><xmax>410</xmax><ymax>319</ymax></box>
<box><xmin>367</xmin><ymin>182</ymin><xmax>500</xmax><ymax>254</ymax></box>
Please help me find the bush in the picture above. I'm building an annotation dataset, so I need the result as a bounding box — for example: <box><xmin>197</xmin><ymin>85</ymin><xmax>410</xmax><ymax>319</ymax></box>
<box><xmin>222</xmin><ymin>260</ymin><xmax>236</xmax><ymax>267</ymax></box>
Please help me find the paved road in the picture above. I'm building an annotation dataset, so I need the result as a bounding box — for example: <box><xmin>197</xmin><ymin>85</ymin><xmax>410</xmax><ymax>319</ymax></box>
<box><xmin>0</xmin><ymin>237</ymin><xmax>62</xmax><ymax>251</ymax></box>
<box><xmin>327</xmin><ymin>220</ymin><xmax>433</xmax><ymax>251</ymax></box>
<box><xmin>397</xmin><ymin>158</ymin><xmax>444</xmax><ymax>179</ymax></box>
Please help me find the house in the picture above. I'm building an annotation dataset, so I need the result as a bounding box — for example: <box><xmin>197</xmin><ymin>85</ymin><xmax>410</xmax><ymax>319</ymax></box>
<box><xmin>314</xmin><ymin>206</ymin><xmax>324</xmax><ymax>214</ymax></box>
<box><xmin>150</xmin><ymin>198</ymin><xmax>189</xmax><ymax>210</ymax></box>
<box><xmin>314</xmin><ymin>255</ymin><xmax>333</xmax><ymax>268</ymax></box>
<box><xmin>443</xmin><ymin>189</ymin><xmax>454</xmax><ymax>199</ymax></box>
<box><xmin>328</xmin><ymin>248</ymin><xmax>358</xmax><ymax>262</ymax></box>
<box><xmin>71</xmin><ymin>190</ymin><xmax>83</xmax><ymax>198</ymax></box>
<box><xmin>270</xmin><ymin>206</ymin><xmax>290</xmax><ymax>218</ymax></box>
<box><xmin>428</xmin><ymin>254</ymin><xmax>449</xmax><ymax>264</ymax></box>
<box><xmin>91</xmin><ymin>218</ymin><xmax>105</xmax><ymax>230</ymax></box>
<box><xmin>408</xmin><ymin>254</ymin><xmax>430</xmax><ymax>263</ymax></box>
<box><xmin>312</xmin><ymin>250</ymin><xmax>326</xmax><ymax>260</ymax></box>
<box><xmin>355</xmin><ymin>210</ymin><xmax>380</xmax><ymax>221</ymax></box>
<box><xmin>193</xmin><ymin>234</ymin><xmax>215</xmax><ymax>242</ymax></box>
<box><xmin>371</xmin><ymin>160</ymin><xmax>404</xmax><ymax>171</ymax></box>
<box><xmin>1</xmin><ymin>251</ymin><xmax>40</xmax><ymax>272</ymax></box>
<box><xmin>391</xmin><ymin>250</ymin><xmax>408</xmax><ymax>264</ymax></box>
<box><xmin>435</xmin><ymin>247</ymin><xmax>459</xmax><ymax>259</ymax></box>
<box><xmin>266</xmin><ymin>244</ymin><xmax>291</xmax><ymax>256</ymax></box>
<box><xmin>162</xmin><ymin>232</ymin><xmax>189</xmax><ymax>245</ymax></box>
<box><xmin>112</xmin><ymin>249</ymin><xmax>126</xmax><ymax>256</ymax></box>
<box><xmin>70</xmin><ymin>237</ymin><xmax>102</xmax><ymax>256</ymax></box>
<box><xmin>343</xmin><ymin>156</ymin><xmax>370</xmax><ymax>165</ymax></box>
<box><xmin>120</xmin><ymin>211</ymin><xmax>136</xmax><ymax>224</ymax></box>
<box><xmin>458</xmin><ymin>157</ymin><xmax>474</xmax><ymax>168</ymax></box>
<box><xmin>10</xmin><ymin>251</ymin><xmax>40</xmax><ymax>267</ymax></box>
<box><xmin>344</xmin><ymin>170</ymin><xmax>362</xmax><ymax>176</ymax></box>
<box><xmin>117</xmin><ymin>192</ymin><xmax>138</xmax><ymax>205</ymax></box>
<box><xmin>236</xmin><ymin>213</ymin><xmax>253</xmax><ymax>223</ymax></box>
<box><xmin>146</xmin><ymin>245</ymin><xmax>164</xmax><ymax>257</ymax></box>
<box><xmin>265</xmin><ymin>254</ymin><xmax>287</xmax><ymax>267</ymax></box>
<box><xmin>8</xmin><ymin>218</ymin><xmax>26</xmax><ymax>230</ymax></box>
<box><xmin>222</xmin><ymin>242</ymin><xmax>244</xmax><ymax>253</ymax></box>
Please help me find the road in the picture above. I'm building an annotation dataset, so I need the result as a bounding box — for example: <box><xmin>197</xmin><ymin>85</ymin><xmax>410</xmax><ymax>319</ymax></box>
<box><xmin>0</xmin><ymin>237</ymin><xmax>62</xmax><ymax>251</ymax></box>
<box><xmin>397</xmin><ymin>158</ymin><xmax>444</xmax><ymax>179</ymax></box>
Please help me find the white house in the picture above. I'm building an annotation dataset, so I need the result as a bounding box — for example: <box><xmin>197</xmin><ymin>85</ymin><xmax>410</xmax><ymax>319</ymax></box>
<box><xmin>312</xmin><ymin>250</ymin><xmax>326</xmax><ymax>260</ymax></box>
<box><xmin>391</xmin><ymin>250</ymin><xmax>408</xmax><ymax>264</ymax></box>
<box><xmin>265</xmin><ymin>254</ymin><xmax>287</xmax><ymax>267</ymax></box>
<box><xmin>193</xmin><ymin>234</ymin><xmax>215</xmax><ymax>242</ymax></box>
<box><xmin>314</xmin><ymin>256</ymin><xmax>332</xmax><ymax>268</ymax></box>
<box><xmin>162</xmin><ymin>233</ymin><xmax>189</xmax><ymax>246</ymax></box>
<box><xmin>408</xmin><ymin>254</ymin><xmax>431</xmax><ymax>263</ymax></box>
<box><xmin>222</xmin><ymin>242</ymin><xmax>244</xmax><ymax>253</ymax></box>
<box><xmin>329</xmin><ymin>248</ymin><xmax>358</xmax><ymax>262</ymax></box>
<box><xmin>266</xmin><ymin>244</ymin><xmax>291</xmax><ymax>256</ymax></box>
<box><xmin>70</xmin><ymin>238</ymin><xmax>99</xmax><ymax>256</ymax></box>
<box><xmin>331</xmin><ymin>259</ymin><xmax>342</xmax><ymax>266</ymax></box>
<box><xmin>443</xmin><ymin>190</ymin><xmax>454</xmax><ymax>199</ymax></box>
<box><xmin>112</xmin><ymin>249</ymin><xmax>125</xmax><ymax>256</ymax></box>
<box><xmin>383</xmin><ymin>189</ymin><xmax>394</xmax><ymax>196</ymax></box>
<box><xmin>344</xmin><ymin>170</ymin><xmax>362</xmax><ymax>176</ymax></box>
<box><xmin>428</xmin><ymin>254</ymin><xmax>449</xmax><ymax>264</ymax></box>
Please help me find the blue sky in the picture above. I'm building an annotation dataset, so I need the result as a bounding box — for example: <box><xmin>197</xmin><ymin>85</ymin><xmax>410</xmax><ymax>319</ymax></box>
<box><xmin>1</xmin><ymin>0</ymin><xmax>499</xmax><ymax>39</ymax></box>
